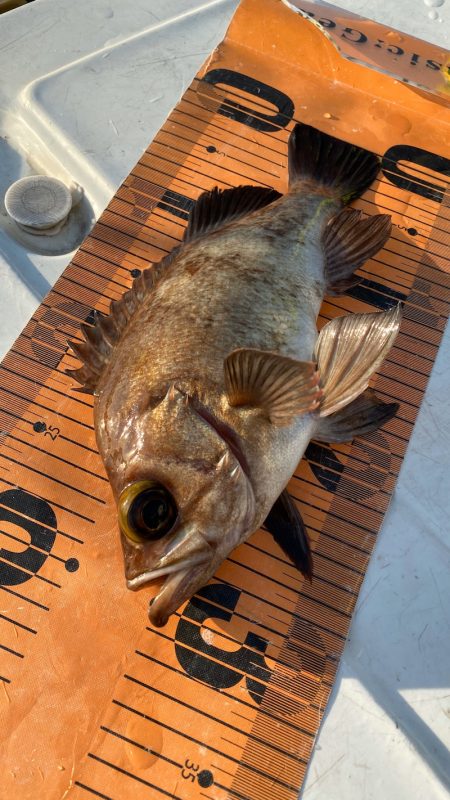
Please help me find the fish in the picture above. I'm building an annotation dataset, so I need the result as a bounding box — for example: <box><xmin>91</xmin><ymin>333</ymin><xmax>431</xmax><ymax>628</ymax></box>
<box><xmin>67</xmin><ymin>122</ymin><xmax>401</xmax><ymax>627</ymax></box>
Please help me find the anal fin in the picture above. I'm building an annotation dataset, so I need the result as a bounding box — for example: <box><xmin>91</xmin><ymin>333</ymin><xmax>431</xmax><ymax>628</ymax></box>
<box><xmin>323</xmin><ymin>208</ymin><xmax>392</xmax><ymax>295</ymax></box>
<box><xmin>315</xmin><ymin>388</ymin><xmax>399</xmax><ymax>442</ymax></box>
<box><xmin>264</xmin><ymin>489</ymin><xmax>313</xmax><ymax>580</ymax></box>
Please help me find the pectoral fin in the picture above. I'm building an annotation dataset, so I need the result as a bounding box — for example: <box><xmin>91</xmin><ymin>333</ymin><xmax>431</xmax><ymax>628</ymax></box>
<box><xmin>264</xmin><ymin>489</ymin><xmax>313</xmax><ymax>580</ymax></box>
<box><xmin>315</xmin><ymin>305</ymin><xmax>401</xmax><ymax>417</ymax></box>
<box><xmin>315</xmin><ymin>388</ymin><xmax>399</xmax><ymax>442</ymax></box>
<box><xmin>224</xmin><ymin>349</ymin><xmax>322</xmax><ymax>425</ymax></box>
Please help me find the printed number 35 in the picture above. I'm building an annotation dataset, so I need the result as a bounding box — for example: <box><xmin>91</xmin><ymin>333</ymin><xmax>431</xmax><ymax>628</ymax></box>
<box><xmin>182</xmin><ymin>758</ymin><xmax>199</xmax><ymax>782</ymax></box>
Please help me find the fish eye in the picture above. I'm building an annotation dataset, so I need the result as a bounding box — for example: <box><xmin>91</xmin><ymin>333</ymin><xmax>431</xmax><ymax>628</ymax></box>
<box><xmin>118</xmin><ymin>481</ymin><xmax>178</xmax><ymax>544</ymax></box>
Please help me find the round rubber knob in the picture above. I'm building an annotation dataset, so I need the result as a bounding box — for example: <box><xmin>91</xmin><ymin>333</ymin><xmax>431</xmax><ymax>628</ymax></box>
<box><xmin>5</xmin><ymin>175</ymin><xmax>72</xmax><ymax>232</ymax></box>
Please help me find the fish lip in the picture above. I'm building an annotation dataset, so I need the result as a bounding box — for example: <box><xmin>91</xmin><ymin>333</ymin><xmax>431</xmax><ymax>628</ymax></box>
<box><xmin>148</xmin><ymin>562</ymin><xmax>209</xmax><ymax>627</ymax></box>
<box><xmin>126</xmin><ymin>556</ymin><xmax>207</xmax><ymax>591</ymax></box>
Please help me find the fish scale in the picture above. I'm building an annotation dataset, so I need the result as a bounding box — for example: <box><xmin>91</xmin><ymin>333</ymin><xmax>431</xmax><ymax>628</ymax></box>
<box><xmin>1</xmin><ymin>0</ymin><xmax>450</xmax><ymax>798</ymax></box>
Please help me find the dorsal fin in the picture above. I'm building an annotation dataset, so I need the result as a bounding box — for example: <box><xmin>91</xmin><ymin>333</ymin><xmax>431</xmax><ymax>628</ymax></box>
<box><xmin>183</xmin><ymin>185</ymin><xmax>281</xmax><ymax>244</ymax></box>
<box><xmin>66</xmin><ymin>185</ymin><xmax>280</xmax><ymax>395</ymax></box>
<box><xmin>66</xmin><ymin>250</ymin><xmax>178</xmax><ymax>394</ymax></box>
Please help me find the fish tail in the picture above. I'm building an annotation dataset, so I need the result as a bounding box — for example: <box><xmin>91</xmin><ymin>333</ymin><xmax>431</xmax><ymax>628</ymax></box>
<box><xmin>288</xmin><ymin>122</ymin><xmax>380</xmax><ymax>203</ymax></box>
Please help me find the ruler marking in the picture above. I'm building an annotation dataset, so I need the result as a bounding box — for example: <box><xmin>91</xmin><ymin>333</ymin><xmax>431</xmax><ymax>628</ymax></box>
<box><xmin>96</xmin><ymin>213</ymin><xmax>178</xmax><ymax>255</ymax></box>
<box><xmin>152</xmin><ymin>138</ymin><xmax>278</xmax><ymax>186</ymax></box>
<box><xmin>357</xmin><ymin>266</ymin><xmax>447</xmax><ymax>309</ymax></box>
<box><xmin>0</xmin><ymin>612</ymin><xmax>37</xmax><ymax>635</ymax></box>
<box><xmin>159</xmin><ymin>114</ymin><xmax>282</xmax><ymax>164</ymax></box>
<box><xmin>113</xmin><ymin>692</ymin><xmax>303</xmax><ymax>791</ymax></box>
<box><xmin>216</xmin><ymin>575</ymin><xmax>347</xmax><ymax>643</ymax></box>
<box><xmin>113</xmin><ymin>696</ymin><xmax>229</xmax><ymax>762</ymax></box>
<box><xmin>177</xmin><ymin>95</ymin><xmax>286</xmax><ymax>158</ymax></box>
<box><xmin>180</xmin><ymin>109</ymin><xmax>448</xmax><ymax>208</ymax></box>
<box><xmin>0</xmin><ymin>476</ymin><xmax>96</xmax><ymax>525</ymax></box>
<box><xmin>87</xmin><ymin>752</ymin><xmax>185</xmax><ymax>799</ymax></box>
<box><xmin>0</xmin><ymin>526</ymin><xmax>73</xmax><ymax>567</ymax></box>
<box><xmin>329</xmin><ymin>273</ymin><xmax>449</xmax><ymax>322</ymax></box>
<box><xmin>6</xmin><ymin>434</ymin><xmax>108</xmax><ymax>485</ymax></box>
<box><xmin>0</xmin><ymin>497</ymin><xmax>84</xmax><ymax>545</ymax></box>
<box><xmin>100</xmin><ymin>725</ymin><xmax>181</xmax><ymax>770</ymax></box>
<box><xmin>150</xmin><ymin>600</ymin><xmax>337</xmax><ymax>669</ymax></box>
<box><xmin>58</xmin><ymin>273</ymin><xmax>121</xmax><ymax>305</ymax></box>
<box><xmin>360</xmin><ymin>187</ymin><xmax>448</xmax><ymax>225</ymax></box>
<box><xmin>7</xmin><ymin>346</ymin><xmax>96</xmax><ymax>401</ymax></box>
<box><xmin>156</xmin><ymin>129</ymin><xmax>281</xmax><ymax>178</ymax></box>
<box><xmin>0</xmin><ymin>585</ymin><xmax>49</xmax><ymax>611</ymax></box>
<box><xmin>128</xmin><ymin>660</ymin><xmax>309</xmax><ymax>766</ymax></box>
<box><xmin>295</xmin><ymin>467</ymin><xmax>400</xmax><ymax>508</ymax></box>
<box><xmin>383</xmin><ymin>237</ymin><xmax>450</xmax><ymax>270</ymax></box>
<box><xmin>137</xmin><ymin>638</ymin><xmax>317</xmax><ymax>715</ymax></box>
<box><xmin>190</xmin><ymin>84</ymin><xmax>449</xmax><ymax>193</ymax></box>
<box><xmin>14</xmin><ymin>421</ymin><xmax>99</xmax><ymax>460</ymax></box>
<box><xmin>163</xmin><ymin>611</ymin><xmax>328</xmax><ymax>686</ymax></box>
<box><xmin>1</xmin><ymin>374</ymin><xmax>95</xmax><ymax>429</ymax></box>
<box><xmin>172</xmin><ymin>102</ymin><xmax>285</xmax><ymax>160</ymax></box>
<box><xmin>381</xmin><ymin>159</ymin><xmax>449</xmax><ymax>190</ymax></box>
<box><xmin>293</xmin><ymin>472</ymin><xmax>389</xmax><ymax>516</ymax></box>
<box><xmin>70</xmin><ymin>257</ymin><xmax>130</xmax><ymax>294</ymax></box>
<box><xmin>225</xmin><ymin>557</ymin><xmax>352</xmax><ymax>620</ymax></box>
<box><xmin>74</xmin><ymin>782</ymin><xmax>114</xmax><ymax>800</ymax></box>
<box><xmin>135</xmin><ymin>640</ymin><xmax>322</xmax><ymax>716</ymax></box>
<box><xmin>254</xmin><ymin>533</ymin><xmax>363</xmax><ymax>576</ymax></box>
<box><xmin>132</xmin><ymin>156</ymin><xmax>235</xmax><ymax>192</ymax></box>
<box><xmin>0</xmin><ymin>452</ymin><xmax>105</xmax><ymax>506</ymax></box>
<box><xmin>0</xmin><ymin>554</ymin><xmax>61</xmax><ymax>588</ymax></box>
<box><xmin>0</xmin><ymin>642</ymin><xmax>24</xmax><ymax>658</ymax></box>
<box><xmin>146</xmin><ymin>621</ymin><xmax>327</xmax><ymax>726</ymax></box>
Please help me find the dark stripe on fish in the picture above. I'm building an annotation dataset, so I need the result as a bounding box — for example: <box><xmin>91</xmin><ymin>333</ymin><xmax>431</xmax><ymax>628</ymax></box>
<box><xmin>190</xmin><ymin>398</ymin><xmax>251</xmax><ymax>479</ymax></box>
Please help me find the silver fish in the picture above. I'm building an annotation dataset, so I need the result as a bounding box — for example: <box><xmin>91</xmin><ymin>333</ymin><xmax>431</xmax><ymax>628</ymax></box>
<box><xmin>68</xmin><ymin>122</ymin><xmax>401</xmax><ymax>626</ymax></box>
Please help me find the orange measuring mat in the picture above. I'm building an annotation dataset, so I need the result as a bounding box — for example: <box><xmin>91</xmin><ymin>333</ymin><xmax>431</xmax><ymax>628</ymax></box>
<box><xmin>1</xmin><ymin>1</ymin><xmax>450</xmax><ymax>798</ymax></box>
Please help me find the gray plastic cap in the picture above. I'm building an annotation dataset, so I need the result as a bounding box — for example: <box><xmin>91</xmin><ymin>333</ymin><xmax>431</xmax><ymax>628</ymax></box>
<box><xmin>5</xmin><ymin>175</ymin><xmax>72</xmax><ymax>232</ymax></box>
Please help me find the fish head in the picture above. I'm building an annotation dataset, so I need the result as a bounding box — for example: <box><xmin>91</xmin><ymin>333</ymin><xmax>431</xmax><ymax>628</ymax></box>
<box><xmin>97</xmin><ymin>384</ymin><xmax>255</xmax><ymax>627</ymax></box>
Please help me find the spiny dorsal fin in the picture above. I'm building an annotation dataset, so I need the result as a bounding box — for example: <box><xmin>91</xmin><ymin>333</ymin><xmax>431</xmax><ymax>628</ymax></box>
<box><xmin>314</xmin><ymin>305</ymin><xmax>402</xmax><ymax>417</ymax></box>
<box><xmin>66</xmin><ymin>250</ymin><xmax>178</xmax><ymax>394</ymax></box>
<box><xmin>224</xmin><ymin>348</ymin><xmax>322</xmax><ymax>425</ymax></box>
<box><xmin>183</xmin><ymin>185</ymin><xmax>281</xmax><ymax>244</ymax></box>
<box><xmin>323</xmin><ymin>209</ymin><xmax>392</xmax><ymax>295</ymax></box>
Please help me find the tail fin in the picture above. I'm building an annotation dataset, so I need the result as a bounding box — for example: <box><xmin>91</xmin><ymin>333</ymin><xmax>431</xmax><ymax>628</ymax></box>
<box><xmin>288</xmin><ymin>122</ymin><xmax>380</xmax><ymax>203</ymax></box>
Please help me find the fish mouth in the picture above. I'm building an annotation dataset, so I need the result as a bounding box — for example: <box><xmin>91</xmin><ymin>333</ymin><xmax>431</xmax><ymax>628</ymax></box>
<box><xmin>126</xmin><ymin>557</ymin><xmax>206</xmax><ymax>591</ymax></box>
<box><xmin>148</xmin><ymin>562</ymin><xmax>210</xmax><ymax>627</ymax></box>
<box><xmin>126</xmin><ymin>560</ymin><xmax>210</xmax><ymax>628</ymax></box>
<box><xmin>124</xmin><ymin>524</ymin><xmax>213</xmax><ymax>625</ymax></box>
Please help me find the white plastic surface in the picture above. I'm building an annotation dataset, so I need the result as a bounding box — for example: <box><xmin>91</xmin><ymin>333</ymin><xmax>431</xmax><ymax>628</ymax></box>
<box><xmin>0</xmin><ymin>1</ymin><xmax>449</xmax><ymax>798</ymax></box>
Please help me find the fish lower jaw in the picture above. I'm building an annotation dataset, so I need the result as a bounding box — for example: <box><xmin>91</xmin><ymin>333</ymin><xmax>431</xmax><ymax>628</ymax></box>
<box><xmin>126</xmin><ymin>556</ymin><xmax>206</xmax><ymax>591</ymax></box>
